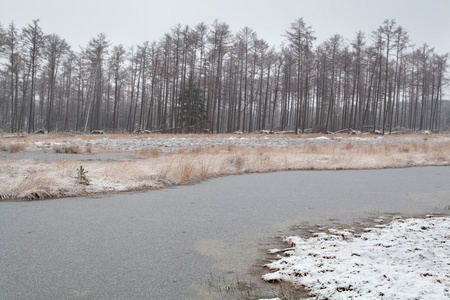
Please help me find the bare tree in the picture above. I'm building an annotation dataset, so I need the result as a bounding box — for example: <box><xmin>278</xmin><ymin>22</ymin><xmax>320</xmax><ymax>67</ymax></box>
<box><xmin>208</xmin><ymin>20</ymin><xmax>232</xmax><ymax>132</ymax></box>
<box><xmin>349</xmin><ymin>31</ymin><xmax>366</xmax><ymax>130</ymax></box>
<box><xmin>285</xmin><ymin>18</ymin><xmax>315</xmax><ymax>134</ymax></box>
<box><xmin>44</xmin><ymin>33</ymin><xmax>69</xmax><ymax>131</ymax></box>
<box><xmin>83</xmin><ymin>33</ymin><xmax>109</xmax><ymax>132</ymax></box>
<box><xmin>2</xmin><ymin>23</ymin><xmax>22</xmax><ymax>132</ymax></box>
<box><xmin>109</xmin><ymin>44</ymin><xmax>127</xmax><ymax>130</ymax></box>
<box><xmin>22</xmin><ymin>19</ymin><xmax>45</xmax><ymax>133</ymax></box>
<box><xmin>235</xmin><ymin>27</ymin><xmax>256</xmax><ymax>132</ymax></box>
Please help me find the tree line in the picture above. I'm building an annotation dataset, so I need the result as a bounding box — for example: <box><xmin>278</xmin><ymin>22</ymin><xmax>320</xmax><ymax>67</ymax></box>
<box><xmin>0</xmin><ymin>18</ymin><xmax>448</xmax><ymax>134</ymax></box>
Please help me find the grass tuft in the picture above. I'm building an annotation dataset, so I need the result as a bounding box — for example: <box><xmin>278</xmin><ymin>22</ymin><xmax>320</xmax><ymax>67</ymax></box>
<box><xmin>9</xmin><ymin>142</ymin><xmax>26</xmax><ymax>153</ymax></box>
<box><xmin>53</xmin><ymin>144</ymin><xmax>80</xmax><ymax>154</ymax></box>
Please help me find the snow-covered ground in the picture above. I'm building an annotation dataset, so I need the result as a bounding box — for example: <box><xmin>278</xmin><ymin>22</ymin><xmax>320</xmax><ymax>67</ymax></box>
<box><xmin>262</xmin><ymin>216</ymin><xmax>449</xmax><ymax>299</ymax></box>
<box><xmin>18</xmin><ymin>134</ymin><xmax>450</xmax><ymax>152</ymax></box>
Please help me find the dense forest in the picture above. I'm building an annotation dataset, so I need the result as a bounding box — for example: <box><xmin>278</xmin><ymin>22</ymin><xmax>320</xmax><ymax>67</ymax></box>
<box><xmin>0</xmin><ymin>18</ymin><xmax>448</xmax><ymax>134</ymax></box>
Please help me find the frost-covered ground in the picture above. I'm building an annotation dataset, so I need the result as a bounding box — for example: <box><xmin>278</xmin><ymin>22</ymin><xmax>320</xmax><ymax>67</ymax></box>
<box><xmin>18</xmin><ymin>134</ymin><xmax>450</xmax><ymax>152</ymax></box>
<box><xmin>47</xmin><ymin>135</ymin><xmax>384</xmax><ymax>150</ymax></box>
<box><xmin>262</xmin><ymin>215</ymin><xmax>450</xmax><ymax>299</ymax></box>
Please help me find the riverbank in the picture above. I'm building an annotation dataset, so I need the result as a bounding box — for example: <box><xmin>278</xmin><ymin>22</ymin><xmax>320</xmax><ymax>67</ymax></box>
<box><xmin>1</xmin><ymin>133</ymin><xmax>449</xmax><ymax>200</ymax></box>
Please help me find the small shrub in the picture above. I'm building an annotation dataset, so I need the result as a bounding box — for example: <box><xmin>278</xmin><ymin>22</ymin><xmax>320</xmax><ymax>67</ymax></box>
<box><xmin>54</xmin><ymin>144</ymin><xmax>79</xmax><ymax>154</ymax></box>
<box><xmin>134</xmin><ymin>123</ymin><xmax>142</xmax><ymax>135</ymax></box>
<box><xmin>180</xmin><ymin>162</ymin><xmax>195</xmax><ymax>183</ymax></box>
<box><xmin>0</xmin><ymin>142</ymin><xmax>8</xmax><ymax>152</ymax></box>
<box><xmin>9</xmin><ymin>143</ymin><xmax>25</xmax><ymax>153</ymax></box>
<box><xmin>229</xmin><ymin>155</ymin><xmax>245</xmax><ymax>170</ymax></box>
<box><xmin>399</xmin><ymin>146</ymin><xmax>410</xmax><ymax>153</ymax></box>
<box><xmin>73</xmin><ymin>165</ymin><xmax>90</xmax><ymax>185</ymax></box>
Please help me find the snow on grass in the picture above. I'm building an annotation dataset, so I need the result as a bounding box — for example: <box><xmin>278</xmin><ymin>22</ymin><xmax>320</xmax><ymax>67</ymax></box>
<box><xmin>5</xmin><ymin>133</ymin><xmax>448</xmax><ymax>152</ymax></box>
<box><xmin>262</xmin><ymin>216</ymin><xmax>450</xmax><ymax>299</ymax></box>
<box><xmin>1</xmin><ymin>134</ymin><xmax>450</xmax><ymax>200</ymax></box>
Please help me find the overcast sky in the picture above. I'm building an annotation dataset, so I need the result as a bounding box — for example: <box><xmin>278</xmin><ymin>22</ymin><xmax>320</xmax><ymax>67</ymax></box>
<box><xmin>1</xmin><ymin>0</ymin><xmax>449</xmax><ymax>54</ymax></box>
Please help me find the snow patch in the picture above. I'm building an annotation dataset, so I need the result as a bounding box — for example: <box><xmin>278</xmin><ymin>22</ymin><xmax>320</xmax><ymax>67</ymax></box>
<box><xmin>307</xmin><ymin>136</ymin><xmax>330</xmax><ymax>141</ymax></box>
<box><xmin>263</xmin><ymin>217</ymin><xmax>450</xmax><ymax>299</ymax></box>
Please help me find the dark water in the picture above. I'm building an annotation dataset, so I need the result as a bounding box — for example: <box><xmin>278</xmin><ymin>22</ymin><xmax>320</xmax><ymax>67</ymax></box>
<box><xmin>1</xmin><ymin>167</ymin><xmax>449</xmax><ymax>299</ymax></box>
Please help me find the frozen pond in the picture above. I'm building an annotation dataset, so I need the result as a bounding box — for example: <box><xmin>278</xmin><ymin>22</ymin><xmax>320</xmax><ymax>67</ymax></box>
<box><xmin>1</xmin><ymin>167</ymin><xmax>449</xmax><ymax>299</ymax></box>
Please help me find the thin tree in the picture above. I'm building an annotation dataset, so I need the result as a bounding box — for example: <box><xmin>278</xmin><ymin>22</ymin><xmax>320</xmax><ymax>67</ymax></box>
<box><xmin>22</xmin><ymin>19</ymin><xmax>45</xmax><ymax>133</ymax></box>
<box><xmin>285</xmin><ymin>18</ymin><xmax>315</xmax><ymax>134</ymax></box>
<box><xmin>109</xmin><ymin>44</ymin><xmax>127</xmax><ymax>130</ymax></box>
<box><xmin>83</xmin><ymin>33</ymin><xmax>109</xmax><ymax>132</ymax></box>
<box><xmin>44</xmin><ymin>33</ymin><xmax>69</xmax><ymax>131</ymax></box>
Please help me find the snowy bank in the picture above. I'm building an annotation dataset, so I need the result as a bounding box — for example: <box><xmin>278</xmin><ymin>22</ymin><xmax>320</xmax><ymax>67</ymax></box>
<box><xmin>18</xmin><ymin>134</ymin><xmax>450</xmax><ymax>152</ymax></box>
<box><xmin>262</xmin><ymin>216</ymin><xmax>450</xmax><ymax>299</ymax></box>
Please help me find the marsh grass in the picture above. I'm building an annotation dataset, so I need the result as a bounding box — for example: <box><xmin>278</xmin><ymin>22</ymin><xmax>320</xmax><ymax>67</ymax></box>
<box><xmin>8</xmin><ymin>142</ymin><xmax>26</xmax><ymax>153</ymax></box>
<box><xmin>201</xmin><ymin>273</ymin><xmax>301</xmax><ymax>300</ymax></box>
<box><xmin>1</xmin><ymin>134</ymin><xmax>449</xmax><ymax>200</ymax></box>
<box><xmin>3</xmin><ymin>160</ymin><xmax>73</xmax><ymax>200</ymax></box>
<box><xmin>136</xmin><ymin>148</ymin><xmax>159</xmax><ymax>158</ymax></box>
<box><xmin>53</xmin><ymin>144</ymin><xmax>80</xmax><ymax>154</ymax></box>
<box><xmin>200</xmin><ymin>161</ymin><xmax>211</xmax><ymax>180</ymax></box>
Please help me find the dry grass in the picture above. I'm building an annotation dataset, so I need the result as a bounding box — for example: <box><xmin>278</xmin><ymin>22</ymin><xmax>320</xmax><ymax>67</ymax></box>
<box><xmin>1</xmin><ymin>133</ymin><xmax>449</xmax><ymax>200</ymax></box>
<box><xmin>0</xmin><ymin>140</ymin><xmax>27</xmax><ymax>153</ymax></box>
<box><xmin>53</xmin><ymin>144</ymin><xmax>80</xmax><ymax>154</ymax></box>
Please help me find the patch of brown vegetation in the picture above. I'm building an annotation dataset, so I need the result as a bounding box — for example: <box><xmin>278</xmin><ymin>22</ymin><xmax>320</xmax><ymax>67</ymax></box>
<box><xmin>1</xmin><ymin>133</ymin><xmax>449</xmax><ymax>200</ymax></box>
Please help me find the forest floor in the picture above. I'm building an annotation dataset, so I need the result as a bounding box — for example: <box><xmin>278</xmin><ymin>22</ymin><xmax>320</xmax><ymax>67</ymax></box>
<box><xmin>1</xmin><ymin>132</ymin><xmax>449</xmax><ymax>201</ymax></box>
